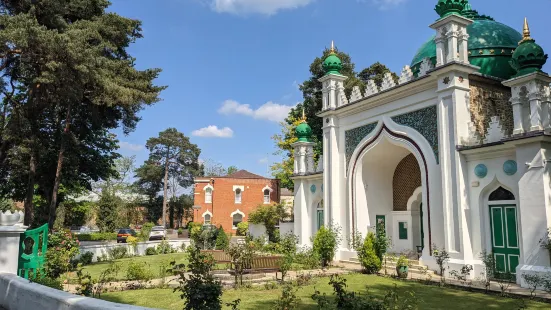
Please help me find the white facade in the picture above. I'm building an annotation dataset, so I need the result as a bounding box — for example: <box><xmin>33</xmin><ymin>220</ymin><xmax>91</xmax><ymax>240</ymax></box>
<box><xmin>291</xmin><ymin>10</ymin><xmax>551</xmax><ymax>288</ymax></box>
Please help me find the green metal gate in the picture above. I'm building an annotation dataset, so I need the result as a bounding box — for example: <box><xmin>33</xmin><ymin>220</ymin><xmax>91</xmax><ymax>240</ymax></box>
<box><xmin>18</xmin><ymin>224</ymin><xmax>48</xmax><ymax>279</ymax></box>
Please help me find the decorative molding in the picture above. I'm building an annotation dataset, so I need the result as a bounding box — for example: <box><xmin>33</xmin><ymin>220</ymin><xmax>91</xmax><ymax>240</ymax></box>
<box><xmin>399</xmin><ymin>65</ymin><xmax>413</xmax><ymax>85</ymax></box>
<box><xmin>380</xmin><ymin>72</ymin><xmax>396</xmax><ymax>91</ymax></box>
<box><xmin>364</xmin><ymin>80</ymin><xmax>379</xmax><ymax>97</ymax></box>
<box><xmin>230</xmin><ymin>209</ymin><xmax>245</xmax><ymax>218</ymax></box>
<box><xmin>232</xmin><ymin>185</ymin><xmax>245</xmax><ymax>192</ymax></box>
<box><xmin>261</xmin><ymin>185</ymin><xmax>273</xmax><ymax>193</ymax></box>
<box><xmin>391</xmin><ymin>105</ymin><xmax>439</xmax><ymax>164</ymax></box>
<box><xmin>418</xmin><ymin>58</ymin><xmax>434</xmax><ymax>77</ymax></box>
<box><xmin>461</xmin><ymin>122</ymin><xmax>482</xmax><ymax>146</ymax></box>
<box><xmin>203</xmin><ymin>184</ymin><xmax>213</xmax><ymax>191</ymax></box>
<box><xmin>201</xmin><ymin>210</ymin><xmax>212</xmax><ymax>218</ymax></box>
<box><xmin>345</xmin><ymin>122</ymin><xmax>379</xmax><ymax>167</ymax></box>
<box><xmin>483</xmin><ymin>116</ymin><xmax>506</xmax><ymax>144</ymax></box>
<box><xmin>350</xmin><ymin>86</ymin><xmax>363</xmax><ymax>102</ymax></box>
<box><xmin>339</xmin><ymin>91</ymin><xmax>349</xmax><ymax>106</ymax></box>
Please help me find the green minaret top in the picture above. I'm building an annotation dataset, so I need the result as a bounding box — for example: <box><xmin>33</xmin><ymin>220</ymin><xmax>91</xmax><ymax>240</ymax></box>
<box><xmin>435</xmin><ymin>0</ymin><xmax>468</xmax><ymax>18</ymax></box>
<box><xmin>510</xmin><ymin>18</ymin><xmax>548</xmax><ymax>77</ymax></box>
<box><xmin>295</xmin><ymin>109</ymin><xmax>312</xmax><ymax>142</ymax></box>
<box><xmin>323</xmin><ymin>41</ymin><xmax>342</xmax><ymax>75</ymax></box>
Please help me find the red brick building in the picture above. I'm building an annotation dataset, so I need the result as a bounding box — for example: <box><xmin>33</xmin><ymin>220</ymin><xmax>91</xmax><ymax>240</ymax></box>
<box><xmin>193</xmin><ymin>170</ymin><xmax>280</xmax><ymax>232</ymax></box>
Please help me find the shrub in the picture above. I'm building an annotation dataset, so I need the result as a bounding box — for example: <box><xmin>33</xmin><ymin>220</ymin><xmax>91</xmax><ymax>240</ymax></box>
<box><xmin>273</xmin><ymin>283</ymin><xmax>300</xmax><ymax>310</ymax></box>
<box><xmin>126</xmin><ymin>261</ymin><xmax>153</xmax><ymax>282</ymax></box>
<box><xmin>236</xmin><ymin>222</ymin><xmax>248</xmax><ymax>236</ymax></box>
<box><xmin>79</xmin><ymin>252</ymin><xmax>94</xmax><ymax>266</ymax></box>
<box><xmin>170</xmin><ymin>245</ymin><xmax>223</xmax><ymax>310</ymax></box>
<box><xmin>45</xmin><ymin>230</ymin><xmax>81</xmax><ymax>278</ymax></box>
<box><xmin>177</xmin><ymin>228</ymin><xmax>183</xmax><ymax>235</ymax></box>
<box><xmin>433</xmin><ymin>244</ymin><xmax>450</xmax><ymax>279</ymax></box>
<box><xmin>248</xmin><ymin>204</ymin><xmax>288</xmax><ymax>243</ymax></box>
<box><xmin>76</xmin><ymin>232</ymin><xmax>117</xmax><ymax>241</ymax></box>
<box><xmin>139</xmin><ymin>222</ymin><xmax>155</xmax><ymax>241</ymax></box>
<box><xmin>75</xmin><ymin>264</ymin><xmax>93</xmax><ymax>296</ymax></box>
<box><xmin>215</xmin><ymin>229</ymin><xmax>229</xmax><ymax>250</ymax></box>
<box><xmin>374</xmin><ymin>221</ymin><xmax>390</xmax><ymax>261</ymax></box>
<box><xmin>145</xmin><ymin>247</ymin><xmax>157</xmax><ymax>256</ymax></box>
<box><xmin>157</xmin><ymin>240</ymin><xmax>175</xmax><ymax>254</ymax></box>
<box><xmin>30</xmin><ymin>271</ymin><xmax>63</xmax><ymax>290</ymax></box>
<box><xmin>226</xmin><ymin>242</ymin><xmax>256</xmax><ymax>286</ymax></box>
<box><xmin>108</xmin><ymin>246</ymin><xmax>128</xmax><ymax>260</ymax></box>
<box><xmin>357</xmin><ymin>232</ymin><xmax>381</xmax><ymax>274</ymax></box>
<box><xmin>312</xmin><ymin>225</ymin><xmax>341</xmax><ymax>268</ymax></box>
<box><xmin>295</xmin><ymin>246</ymin><xmax>321</xmax><ymax>270</ymax></box>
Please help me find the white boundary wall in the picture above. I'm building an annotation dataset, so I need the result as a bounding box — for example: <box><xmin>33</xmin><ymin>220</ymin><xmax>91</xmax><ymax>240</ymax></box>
<box><xmin>0</xmin><ymin>273</ymin><xmax>153</xmax><ymax>310</ymax></box>
<box><xmin>79</xmin><ymin>239</ymin><xmax>191</xmax><ymax>262</ymax></box>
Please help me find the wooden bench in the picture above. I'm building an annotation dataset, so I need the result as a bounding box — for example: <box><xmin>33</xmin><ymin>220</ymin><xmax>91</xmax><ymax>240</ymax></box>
<box><xmin>247</xmin><ymin>255</ymin><xmax>283</xmax><ymax>273</ymax></box>
<box><xmin>200</xmin><ymin>250</ymin><xmax>232</xmax><ymax>263</ymax></box>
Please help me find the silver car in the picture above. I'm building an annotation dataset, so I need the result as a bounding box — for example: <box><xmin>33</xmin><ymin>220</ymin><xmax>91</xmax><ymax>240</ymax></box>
<box><xmin>149</xmin><ymin>226</ymin><xmax>167</xmax><ymax>241</ymax></box>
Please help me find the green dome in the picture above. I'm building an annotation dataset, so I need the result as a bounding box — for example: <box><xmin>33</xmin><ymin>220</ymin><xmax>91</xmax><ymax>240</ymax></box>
<box><xmin>323</xmin><ymin>53</ymin><xmax>342</xmax><ymax>75</ymax></box>
<box><xmin>296</xmin><ymin>121</ymin><xmax>312</xmax><ymax>142</ymax></box>
<box><xmin>435</xmin><ymin>0</ymin><xmax>468</xmax><ymax>18</ymax></box>
<box><xmin>510</xmin><ymin>20</ymin><xmax>548</xmax><ymax>77</ymax></box>
<box><xmin>410</xmin><ymin>19</ymin><xmax>522</xmax><ymax>79</ymax></box>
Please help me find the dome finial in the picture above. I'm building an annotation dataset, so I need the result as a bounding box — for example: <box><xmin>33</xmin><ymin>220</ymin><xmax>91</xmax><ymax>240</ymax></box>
<box><xmin>301</xmin><ymin>108</ymin><xmax>307</xmax><ymax>123</ymax></box>
<box><xmin>330</xmin><ymin>40</ymin><xmax>335</xmax><ymax>54</ymax></box>
<box><xmin>520</xmin><ymin>17</ymin><xmax>533</xmax><ymax>44</ymax></box>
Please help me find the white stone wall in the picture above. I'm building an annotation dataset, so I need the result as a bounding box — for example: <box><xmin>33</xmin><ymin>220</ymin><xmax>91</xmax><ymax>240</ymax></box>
<box><xmin>0</xmin><ymin>273</ymin><xmax>153</xmax><ymax>310</ymax></box>
<box><xmin>79</xmin><ymin>239</ymin><xmax>190</xmax><ymax>263</ymax></box>
<box><xmin>248</xmin><ymin>223</ymin><xmax>267</xmax><ymax>241</ymax></box>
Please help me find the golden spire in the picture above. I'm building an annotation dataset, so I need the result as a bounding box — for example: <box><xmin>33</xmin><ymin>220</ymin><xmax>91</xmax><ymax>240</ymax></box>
<box><xmin>301</xmin><ymin>108</ymin><xmax>307</xmax><ymax>123</ymax></box>
<box><xmin>520</xmin><ymin>17</ymin><xmax>533</xmax><ymax>44</ymax></box>
<box><xmin>330</xmin><ymin>40</ymin><xmax>335</xmax><ymax>54</ymax></box>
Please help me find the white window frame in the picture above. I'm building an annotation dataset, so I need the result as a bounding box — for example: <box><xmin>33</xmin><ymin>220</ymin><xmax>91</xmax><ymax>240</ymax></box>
<box><xmin>262</xmin><ymin>185</ymin><xmax>273</xmax><ymax>204</ymax></box>
<box><xmin>230</xmin><ymin>209</ymin><xmax>245</xmax><ymax>230</ymax></box>
<box><xmin>202</xmin><ymin>210</ymin><xmax>213</xmax><ymax>224</ymax></box>
<box><xmin>204</xmin><ymin>184</ymin><xmax>213</xmax><ymax>203</ymax></box>
<box><xmin>233</xmin><ymin>185</ymin><xmax>244</xmax><ymax>204</ymax></box>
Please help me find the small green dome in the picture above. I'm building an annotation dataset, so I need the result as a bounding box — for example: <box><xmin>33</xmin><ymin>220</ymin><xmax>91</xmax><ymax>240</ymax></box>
<box><xmin>410</xmin><ymin>19</ymin><xmax>522</xmax><ymax>79</ymax></box>
<box><xmin>296</xmin><ymin>121</ymin><xmax>312</xmax><ymax>142</ymax></box>
<box><xmin>435</xmin><ymin>0</ymin><xmax>468</xmax><ymax>18</ymax></box>
<box><xmin>510</xmin><ymin>20</ymin><xmax>548</xmax><ymax>77</ymax></box>
<box><xmin>323</xmin><ymin>53</ymin><xmax>342</xmax><ymax>75</ymax></box>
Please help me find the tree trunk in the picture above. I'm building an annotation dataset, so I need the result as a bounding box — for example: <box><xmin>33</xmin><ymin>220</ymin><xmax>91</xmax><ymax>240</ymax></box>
<box><xmin>48</xmin><ymin>106</ymin><xmax>72</xmax><ymax>229</ymax></box>
<box><xmin>162</xmin><ymin>150</ymin><xmax>170</xmax><ymax>228</ymax></box>
<box><xmin>23</xmin><ymin>151</ymin><xmax>36</xmax><ymax>227</ymax></box>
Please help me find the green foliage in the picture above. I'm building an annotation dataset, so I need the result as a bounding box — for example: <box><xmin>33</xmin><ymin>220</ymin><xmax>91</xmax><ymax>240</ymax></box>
<box><xmin>156</xmin><ymin>240</ymin><xmax>175</xmax><ymax>254</ymax></box>
<box><xmin>312</xmin><ymin>224</ymin><xmax>341</xmax><ymax>268</ymax></box>
<box><xmin>177</xmin><ymin>228</ymin><xmax>183</xmax><ymax>235</ymax></box>
<box><xmin>396</xmin><ymin>255</ymin><xmax>409</xmax><ymax>268</ymax></box>
<box><xmin>311</xmin><ymin>275</ymin><xmax>383</xmax><ymax>310</ymax></box>
<box><xmin>522</xmin><ymin>273</ymin><xmax>545</xmax><ymax>297</ymax></box>
<box><xmin>248</xmin><ymin>204</ymin><xmax>288</xmax><ymax>243</ymax></box>
<box><xmin>358</xmin><ymin>233</ymin><xmax>381</xmax><ymax>274</ymax></box>
<box><xmin>226</xmin><ymin>242</ymin><xmax>256</xmax><ymax>286</ymax></box>
<box><xmin>59</xmin><ymin>200</ymin><xmax>93</xmax><ymax>228</ymax></box>
<box><xmin>75</xmin><ymin>264</ymin><xmax>93</xmax><ymax>297</ymax></box>
<box><xmin>215</xmin><ymin>229</ymin><xmax>229</xmax><ymax>250</ymax></box>
<box><xmin>0</xmin><ymin>199</ymin><xmax>15</xmax><ymax>212</ymax></box>
<box><xmin>374</xmin><ymin>222</ymin><xmax>390</xmax><ymax>262</ymax></box>
<box><xmin>450</xmin><ymin>264</ymin><xmax>474</xmax><ymax>288</ymax></box>
<box><xmin>433</xmin><ymin>244</ymin><xmax>450</xmax><ymax>279</ymax></box>
<box><xmin>96</xmin><ymin>193</ymin><xmax>123</xmax><ymax>233</ymax></box>
<box><xmin>273</xmin><ymin>283</ymin><xmax>300</xmax><ymax>310</ymax></box>
<box><xmin>30</xmin><ymin>272</ymin><xmax>63</xmax><ymax>290</ymax></box>
<box><xmin>358</xmin><ymin>62</ymin><xmax>399</xmax><ymax>88</ymax></box>
<box><xmin>295</xmin><ymin>245</ymin><xmax>321</xmax><ymax>270</ymax></box>
<box><xmin>108</xmin><ymin>247</ymin><xmax>128</xmax><ymax>260</ymax></box>
<box><xmin>145</xmin><ymin>247</ymin><xmax>157</xmax><ymax>256</ymax></box>
<box><xmin>139</xmin><ymin>222</ymin><xmax>155</xmax><ymax>241</ymax></box>
<box><xmin>45</xmin><ymin>230</ymin><xmax>80</xmax><ymax>278</ymax></box>
<box><xmin>126</xmin><ymin>260</ymin><xmax>153</xmax><ymax>282</ymax></box>
<box><xmin>236</xmin><ymin>221</ymin><xmax>248</xmax><ymax>236</ymax></box>
<box><xmin>170</xmin><ymin>245</ymin><xmax>223</xmax><ymax>310</ymax></box>
<box><xmin>77</xmin><ymin>232</ymin><xmax>117</xmax><ymax>241</ymax></box>
<box><xmin>79</xmin><ymin>252</ymin><xmax>94</xmax><ymax>266</ymax></box>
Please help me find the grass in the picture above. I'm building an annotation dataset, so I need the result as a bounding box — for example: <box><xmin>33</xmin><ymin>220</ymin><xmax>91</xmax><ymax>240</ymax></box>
<box><xmin>64</xmin><ymin>253</ymin><xmax>189</xmax><ymax>282</ymax></box>
<box><xmin>101</xmin><ymin>274</ymin><xmax>550</xmax><ymax>309</ymax></box>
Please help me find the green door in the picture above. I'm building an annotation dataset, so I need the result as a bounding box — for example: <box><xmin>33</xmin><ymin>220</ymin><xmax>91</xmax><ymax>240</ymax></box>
<box><xmin>316</xmin><ymin>209</ymin><xmax>324</xmax><ymax>231</ymax></box>
<box><xmin>490</xmin><ymin>205</ymin><xmax>520</xmax><ymax>277</ymax></box>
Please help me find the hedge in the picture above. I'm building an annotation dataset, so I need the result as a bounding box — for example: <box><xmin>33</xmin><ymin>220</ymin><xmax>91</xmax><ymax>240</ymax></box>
<box><xmin>77</xmin><ymin>232</ymin><xmax>117</xmax><ymax>241</ymax></box>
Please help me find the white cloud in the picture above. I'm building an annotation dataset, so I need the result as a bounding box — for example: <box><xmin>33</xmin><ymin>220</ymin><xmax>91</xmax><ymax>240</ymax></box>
<box><xmin>119</xmin><ymin>141</ymin><xmax>144</xmax><ymax>152</ymax></box>
<box><xmin>211</xmin><ymin>0</ymin><xmax>314</xmax><ymax>15</ymax></box>
<box><xmin>259</xmin><ymin>157</ymin><xmax>269</xmax><ymax>164</ymax></box>
<box><xmin>218</xmin><ymin>100</ymin><xmax>295</xmax><ymax>123</ymax></box>
<box><xmin>192</xmin><ymin>126</ymin><xmax>234</xmax><ymax>138</ymax></box>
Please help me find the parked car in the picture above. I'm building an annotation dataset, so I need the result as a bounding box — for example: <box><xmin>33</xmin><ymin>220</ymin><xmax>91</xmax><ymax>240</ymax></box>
<box><xmin>149</xmin><ymin>226</ymin><xmax>167</xmax><ymax>241</ymax></box>
<box><xmin>117</xmin><ymin>228</ymin><xmax>137</xmax><ymax>243</ymax></box>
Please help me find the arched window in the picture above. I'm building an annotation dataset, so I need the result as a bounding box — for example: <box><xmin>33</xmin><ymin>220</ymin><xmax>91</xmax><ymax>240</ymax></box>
<box><xmin>232</xmin><ymin>213</ymin><xmax>243</xmax><ymax>229</ymax></box>
<box><xmin>204</xmin><ymin>214</ymin><xmax>211</xmax><ymax>224</ymax></box>
<box><xmin>235</xmin><ymin>188</ymin><xmax>242</xmax><ymax>203</ymax></box>
<box><xmin>489</xmin><ymin>187</ymin><xmax>515</xmax><ymax>201</ymax></box>
<box><xmin>263</xmin><ymin>189</ymin><xmax>271</xmax><ymax>204</ymax></box>
<box><xmin>205</xmin><ymin>188</ymin><xmax>212</xmax><ymax>203</ymax></box>
<box><xmin>316</xmin><ymin>200</ymin><xmax>324</xmax><ymax>231</ymax></box>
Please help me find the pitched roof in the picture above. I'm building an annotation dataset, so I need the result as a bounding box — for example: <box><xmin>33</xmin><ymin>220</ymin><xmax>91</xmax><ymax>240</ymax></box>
<box><xmin>223</xmin><ymin>170</ymin><xmax>268</xmax><ymax>179</ymax></box>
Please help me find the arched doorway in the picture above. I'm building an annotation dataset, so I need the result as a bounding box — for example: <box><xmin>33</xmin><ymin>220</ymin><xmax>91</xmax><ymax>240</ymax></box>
<box><xmin>488</xmin><ymin>186</ymin><xmax>519</xmax><ymax>276</ymax></box>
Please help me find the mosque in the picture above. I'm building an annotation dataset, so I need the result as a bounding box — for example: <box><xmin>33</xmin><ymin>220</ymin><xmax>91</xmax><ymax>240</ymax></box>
<box><xmin>291</xmin><ymin>0</ymin><xmax>551</xmax><ymax>287</ymax></box>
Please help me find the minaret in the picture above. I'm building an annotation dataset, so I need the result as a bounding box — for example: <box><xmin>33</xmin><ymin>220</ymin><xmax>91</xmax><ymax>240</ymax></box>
<box><xmin>431</xmin><ymin>0</ymin><xmax>473</xmax><ymax>66</ymax></box>
<box><xmin>320</xmin><ymin>41</ymin><xmax>348</xmax><ymax>110</ymax></box>
<box><xmin>292</xmin><ymin>110</ymin><xmax>315</xmax><ymax>175</ymax></box>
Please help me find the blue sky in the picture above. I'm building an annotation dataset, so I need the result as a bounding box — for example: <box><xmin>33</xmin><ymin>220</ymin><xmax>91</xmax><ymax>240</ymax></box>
<box><xmin>110</xmin><ymin>0</ymin><xmax>551</xmax><ymax>177</ymax></box>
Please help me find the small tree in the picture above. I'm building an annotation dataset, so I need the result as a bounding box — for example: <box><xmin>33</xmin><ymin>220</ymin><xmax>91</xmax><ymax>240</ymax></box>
<box><xmin>248</xmin><ymin>203</ymin><xmax>288</xmax><ymax>243</ymax></box>
<box><xmin>236</xmin><ymin>222</ymin><xmax>248</xmax><ymax>236</ymax></box>
<box><xmin>171</xmin><ymin>246</ymin><xmax>223</xmax><ymax>310</ymax></box>
<box><xmin>312</xmin><ymin>224</ymin><xmax>341</xmax><ymax>268</ymax></box>
<box><xmin>432</xmin><ymin>244</ymin><xmax>450</xmax><ymax>283</ymax></box>
<box><xmin>226</xmin><ymin>242</ymin><xmax>255</xmax><ymax>286</ymax></box>
<box><xmin>522</xmin><ymin>273</ymin><xmax>545</xmax><ymax>298</ymax></box>
<box><xmin>279</xmin><ymin>234</ymin><xmax>299</xmax><ymax>281</ymax></box>
<box><xmin>215</xmin><ymin>228</ymin><xmax>229</xmax><ymax>250</ymax></box>
<box><xmin>357</xmin><ymin>233</ymin><xmax>381</xmax><ymax>274</ymax></box>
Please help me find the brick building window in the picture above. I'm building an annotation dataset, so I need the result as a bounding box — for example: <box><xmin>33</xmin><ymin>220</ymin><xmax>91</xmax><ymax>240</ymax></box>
<box><xmin>232</xmin><ymin>214</ymin><xmax>243</xmax><ymax>229</ymax></box>
<box><xmin>204</xmin><ymin>214</ymin><xmax>211</xmax><ymax>224</ymax></box>
<box><xmin>235</xmin><ymin>188</ymin><xmax>242</xmax><ymax>203</ymax></box>
<box><xmin>205</xmin><ymin>188</ymin><xmax>212</xmax><ymax>203</ymax></box>
<box><xmin>263</xmin><ymin>189</ymin><xmax>270</xmax><ymax>204</ymax></box>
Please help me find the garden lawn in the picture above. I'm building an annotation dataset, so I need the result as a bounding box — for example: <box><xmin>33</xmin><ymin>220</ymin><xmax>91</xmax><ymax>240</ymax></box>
<box><xmin>64</xmin><ymin>253</ymin><xmax>189</xmax><ymax>282</ymax></box>
<box><xmin>101</xmin><ymin>274</ymin><xmax>551</xmax><ymax>309</ymax></box>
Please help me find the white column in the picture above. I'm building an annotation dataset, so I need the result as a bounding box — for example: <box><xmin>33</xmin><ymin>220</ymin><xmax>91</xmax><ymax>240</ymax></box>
<box><xmin>435</xmin><ymin>37</ymin><xmax>446</xmax><ymax>66</ymax></box>
<box><xmin>529</xmin><ymin>92</ymin><xmax>544</xmax><ymax>131</ymax></box>
<box><xmin>293</xmin><ymin>180</ymin><xmax>310</xmax><ymax>246</ymax></box>
<box><xmin>446</xmin><ymin>28</ymin><xmax>459</xmax><ymax>63</ymax></box>
<box><xmin>544</xmin><ymin>89</ymin><xmax>551</xmax><ymax>132</ymax></box>
<box><xmin>511</xmin><ymin>96</ymin><xmax>526</xmax><ymax>135</ymax></box>
<box><xmin>459</xmin><ymin>32</ymin><xmax>469</xmax><ymax>63</ymax></box>
<box><xmin>0</xmin><ymin>225</ymin><xmax>28</xmax><ymax>274</ymax></box>
<box><xmin>306</xmin><ymin>147</ymin><xmax>314</xmax><ymax>174</ymax></box>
